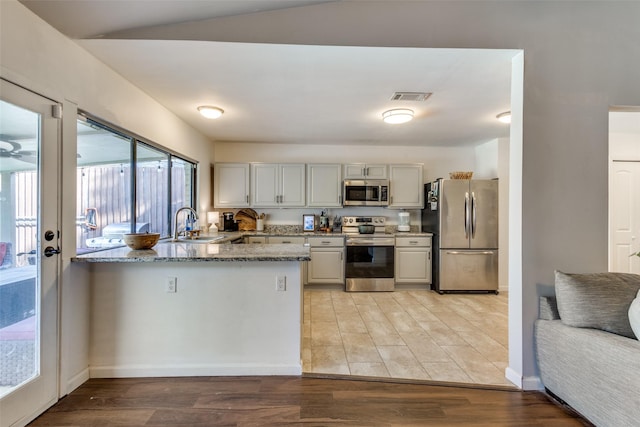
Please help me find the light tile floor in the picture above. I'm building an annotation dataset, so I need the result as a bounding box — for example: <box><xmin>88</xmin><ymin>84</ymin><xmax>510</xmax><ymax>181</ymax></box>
<box><xmin>302</xmin><ymin>289</ymin><xmax>512</xmax><ymax>387</ymax></box>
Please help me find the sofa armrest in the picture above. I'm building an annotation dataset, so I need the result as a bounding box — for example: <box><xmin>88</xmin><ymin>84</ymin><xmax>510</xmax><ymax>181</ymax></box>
<box><xmin>539</xmin><ymin>296</ymin><xmax>560</xmax><ymax>320</ymax></box>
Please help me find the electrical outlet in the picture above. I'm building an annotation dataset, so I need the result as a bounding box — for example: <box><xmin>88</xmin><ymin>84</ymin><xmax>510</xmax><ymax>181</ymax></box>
<box><xmin>166</xmin><ymin>276</ymin><xmax>177</xmax><ymax>293</ymax></box>
<box><xmin>276</xmin><ymin>275</ymin><xmax>286</xmax><ymax>291</ymax></box>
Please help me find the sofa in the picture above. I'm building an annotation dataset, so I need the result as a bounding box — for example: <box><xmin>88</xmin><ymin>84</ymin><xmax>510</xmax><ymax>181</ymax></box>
<box><xmin>535</xmin><ymin>271</ymin><xmax>640</xmax><ymax>427</ymax></box>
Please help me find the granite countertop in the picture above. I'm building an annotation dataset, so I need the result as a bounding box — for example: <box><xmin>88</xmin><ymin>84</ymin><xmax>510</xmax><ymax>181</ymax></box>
<box><xmin>72</xmin><ymin>240</ymin><xmax>310</xmax><ymax>263</ymax></box>
<box><xmin>72</xmin><ymin>228</ymin><xmax>432</xmax><ymax>263</ymax></box>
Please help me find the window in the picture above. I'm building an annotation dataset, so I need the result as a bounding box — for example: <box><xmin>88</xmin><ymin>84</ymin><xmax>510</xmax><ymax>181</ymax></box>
<box><xmin>76</xmin><ymin>115</ymin><xmax>196</xmax><ymax>253</ymax></box>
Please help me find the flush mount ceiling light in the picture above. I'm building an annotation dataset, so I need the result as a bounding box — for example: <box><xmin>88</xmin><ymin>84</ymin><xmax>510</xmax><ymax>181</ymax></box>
<box><xmin>198</xmin><ymin>106</ymin><xmax>224</xmax><ymax>119</ymax></box>
<box><xmin>496</xmin><ymin>111</ymin><xmax>511</xmax><ymax>124</ymax></box>
<box><xmin>382</xmin><ymin>108</ymin><xmax>414</xmax><ymax>124</ymax></box>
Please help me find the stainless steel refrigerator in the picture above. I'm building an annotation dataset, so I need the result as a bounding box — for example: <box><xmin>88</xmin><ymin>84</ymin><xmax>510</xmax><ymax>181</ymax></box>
<box><xmin>422</xmin><ymin>179</ymin><xmax>499</xmax><ymax>293</ymax></box>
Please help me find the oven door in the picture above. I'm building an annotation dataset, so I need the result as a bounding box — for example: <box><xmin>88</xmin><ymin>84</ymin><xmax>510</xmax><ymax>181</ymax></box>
<box><xmin>345</xmin><ymin>240</ymin><xmax>394</xmax><ymax>291</ymax></box>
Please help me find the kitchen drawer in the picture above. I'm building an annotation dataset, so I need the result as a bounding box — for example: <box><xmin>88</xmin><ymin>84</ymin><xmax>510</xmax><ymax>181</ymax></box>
<box><xmin>268</xmin><ymin>236</ymin><xmax>306</xmax><ymax>244</ymax></box>
<box><xmin>245</xmin><ymin>236</ymin><xmax>267</xmax><ymax>244</ymax></box>
<box><xmin>307</xmin><ymin>236</ymin><xmax>344</xmax><ymax>247</ymax></box>
<box><xmin>395</xmin><ymin>236</ymin><xmax>431</xmax><ymax>247</ymax></box>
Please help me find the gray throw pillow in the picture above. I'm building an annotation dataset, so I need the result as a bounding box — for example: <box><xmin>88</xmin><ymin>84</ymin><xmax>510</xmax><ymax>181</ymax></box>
<box><xmin>554</xmin><ymin>270</ymin><xmax>640</xmax><ymax>338</ymax></box>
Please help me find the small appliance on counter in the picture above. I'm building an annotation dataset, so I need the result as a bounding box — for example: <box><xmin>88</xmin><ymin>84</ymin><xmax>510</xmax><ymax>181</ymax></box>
<box><xmin>397</xmin><ymin>211</ymin><xmax>410</xmax><ymax>232</ymax></box>
<box><xmin>222</xmin><ymin>212</ymin><xmax>238</xmax><ymax>231</ymax></box>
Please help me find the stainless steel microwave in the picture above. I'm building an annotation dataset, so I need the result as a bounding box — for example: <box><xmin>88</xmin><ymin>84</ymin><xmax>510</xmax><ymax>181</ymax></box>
<box><xmin>343</xmin><ymin>180</ymin><xmax>389</xmax><ymax>206</ymax></box>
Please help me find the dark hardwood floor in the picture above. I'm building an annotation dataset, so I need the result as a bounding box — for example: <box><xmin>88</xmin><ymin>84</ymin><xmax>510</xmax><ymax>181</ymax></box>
<box><xmin>29</xmin><ymin>376</ymin><xmax>590</xmax><ymax>426</ymax></box>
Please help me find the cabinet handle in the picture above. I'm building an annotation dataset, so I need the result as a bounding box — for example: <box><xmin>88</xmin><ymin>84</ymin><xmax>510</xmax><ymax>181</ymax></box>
<box><xmin>365</xmin><ymin>167</ymin><xmax>369</xmax><ymax>176</ymax></box>
<box><xmin>282</xmin><ymin>241</ymin><xmax>291</xmax><ymax>244</ymax></box>
<box><xmin>321</xmin><ymin>241</ymin><xmax>331</xmax><ymax>245</ymax></box>
<box><xmin>428</xmin><ymin>252</ymin><xmax>431</xmax><ymax>260</ymax></box>
<box><xmin>246</xmin><ymin>195</ymin><xmax>249</xmax><ymax>203</ymax></box>
<box><xmin>409</xmin><ymin>241</ymin><xmax>419</xmax><ymax>245</ymax></box>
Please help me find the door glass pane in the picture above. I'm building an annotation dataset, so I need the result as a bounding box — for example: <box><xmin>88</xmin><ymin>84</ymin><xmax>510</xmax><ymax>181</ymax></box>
<box><xmin>136</xmin><ymin>143</ymin><xmax>170</xmax><ymax>236</ymax></box>
<box><xmin>0</xmin><ymin>100</ymin><xmax>39</xmax><ymax>396</ymax></box>
<box><xmin>171</xmin><ymin>157</ymin><xmax>194</xmax><ymax>220</ymax></box>
<box><xmin>76</xmin><ymin>120</ymin><xmax>133</xmax><ymax>253</ymax></box>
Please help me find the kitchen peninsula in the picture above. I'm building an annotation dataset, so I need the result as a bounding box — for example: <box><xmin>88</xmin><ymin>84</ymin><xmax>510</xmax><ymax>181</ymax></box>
<box><xmin>72</xmin><ymin>240</ymin><xmax>310</xmax><ymax>378</ymax></box>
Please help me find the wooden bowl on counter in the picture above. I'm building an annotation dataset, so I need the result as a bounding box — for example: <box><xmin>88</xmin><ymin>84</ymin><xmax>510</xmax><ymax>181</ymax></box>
<box><xmin>123</xmin><ymin>233</ymin><xmax>160</xmax><ymax>250</ymax></box>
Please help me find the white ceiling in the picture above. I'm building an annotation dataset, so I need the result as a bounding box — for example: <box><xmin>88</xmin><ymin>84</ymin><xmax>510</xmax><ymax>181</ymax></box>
<box><xmin>20</xmin><ymin>0</ymin><xmax>516</xmax><ymax>147</ymax></box>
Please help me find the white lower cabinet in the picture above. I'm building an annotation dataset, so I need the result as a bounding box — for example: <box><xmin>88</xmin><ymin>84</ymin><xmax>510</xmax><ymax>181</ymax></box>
<box><xmin>307</xmin><ymin>237</ymin><xmax>345</xmax><ymax>285</ymax></box>
<box><xmin>395</xmin><ymin>236</ymin><xmax>432</xmax><ymax>284</ymax></box>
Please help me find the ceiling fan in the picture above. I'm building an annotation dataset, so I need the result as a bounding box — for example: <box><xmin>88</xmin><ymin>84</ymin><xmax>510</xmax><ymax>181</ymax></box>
<box><xmin>0</xmin><ymin>139</ymin><xmax>37</xmax><ymax>164</ymax></box>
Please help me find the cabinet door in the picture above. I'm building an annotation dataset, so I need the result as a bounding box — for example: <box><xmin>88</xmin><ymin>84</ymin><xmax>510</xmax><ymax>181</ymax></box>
<box><xmin>252</xmin><ymin>164</ymin><xmax>279</xmax><ymax>207</ymax></box>
<box><xmin>343</xmin><ymin>163</ymin><xmax>367</xmax><ymax>179</ymax></box>
<box><xmin>395</xmin><ymin>247</ymin><xmax>431</xmax><ymax>284</ymax></box>
<box><xmin>307</xmin><ymin>248</ymin><xmax>345</xmax><ymax>284</ymax></box>
<box><xmin>364</xmin><ymin>164</ymin><xmax>388</xmax><ymax>179</ymax></box>
<box><xmin>388</xmin><ymin>164</ymin><xmax>423</xmax><ymax>208</ymax></box>
<box><xmin>214</xmin><ymin>163</ymin><xmax>250</xmax><ymax>207</ymax></box>
<box><xmin>343</xmin><ymin>163</ymin><xmax>388</xmax><ymax>179</ymax></box>
<box><xmin>307</xmin><ymin>164</ymin><xmax>342</xmax><ymax>207</ymax></box>
<box><xmin>280</xmin><ymin>164</ymin><xmax>306</xmax><ymax>207</ymax></box>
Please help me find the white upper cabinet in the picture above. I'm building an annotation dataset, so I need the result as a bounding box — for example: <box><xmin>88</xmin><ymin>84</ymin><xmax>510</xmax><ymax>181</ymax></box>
<box><xmin>214</xmin><ymin>163</ymin><xmax>250</xmax><ymax>208</ymax></box>
<box><xmin>252</xmin><ymin>163</ymin><xmax>306</xmax><ymax>207</ymax></box>
<box><xmin>307</xmin><ymin>163</ymin><xmax>343</xmax><ymax>207</ymax></box>
<box><xmin>343</xmin><ymin>163</ymin><xmax>388</xmax><ymax>180</ymax></box>
<box><xmin>388</xmin><ymin>164</ymin><xmax>424</xmax><ymax>208</ymax></box>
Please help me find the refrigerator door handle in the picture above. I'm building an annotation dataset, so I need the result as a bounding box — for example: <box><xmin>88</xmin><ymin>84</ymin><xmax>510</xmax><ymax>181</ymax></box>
<box><xmin>464</xmin><ymin>192</ymin><xmax>470</xmax><ymax>238</ymax></box>
<box><xmin>471</xmin><ymin>191</ymin><xmax>477</xmax><ymax>239</ymax></box>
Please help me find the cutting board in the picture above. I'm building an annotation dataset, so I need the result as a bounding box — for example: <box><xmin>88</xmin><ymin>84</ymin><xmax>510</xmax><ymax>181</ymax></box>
<box><xmin>235</xmin><ymin>208</ymin><xmax>258</xmax><ymax>230</ymax></box>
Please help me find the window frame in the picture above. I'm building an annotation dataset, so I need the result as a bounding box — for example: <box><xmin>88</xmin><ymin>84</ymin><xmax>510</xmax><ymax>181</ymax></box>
<box><xmin>77</xmin><ymin>111</ymin><xmax>198</xmax><ymax>251</ymax></box>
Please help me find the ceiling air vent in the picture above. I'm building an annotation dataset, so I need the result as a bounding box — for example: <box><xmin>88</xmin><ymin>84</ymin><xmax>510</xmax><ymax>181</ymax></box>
<box><xmin>390</xmin><ymin>92</ymin><xmax>432</xmax><ymax>102</ymax></box>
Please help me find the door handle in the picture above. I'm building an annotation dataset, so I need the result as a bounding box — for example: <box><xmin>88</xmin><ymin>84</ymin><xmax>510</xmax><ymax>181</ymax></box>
<box><xmin>446</xmin><ymin>251</ymin><xmax>494</xmax><ymax>255</ymax></box>
<box><xmin>471</xmin><ymin>192</ymin><xmax>477</xmax><ymax>238</ymax></box>
<box><xmin>464</xmin><ymin>192</ymin><xmax>470</xmax><ymax>238</ymax></box>
<box><xmin>44</xmin><ymin>246</ymin><xmax>61</xmax><ymax>257</ymax></box>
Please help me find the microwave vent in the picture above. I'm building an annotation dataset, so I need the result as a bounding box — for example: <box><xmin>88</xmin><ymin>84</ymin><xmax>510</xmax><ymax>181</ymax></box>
<box><xmin>390</xmin><ymin>92</ymin><xmax>432</xmax><ymax>102</ymax></box>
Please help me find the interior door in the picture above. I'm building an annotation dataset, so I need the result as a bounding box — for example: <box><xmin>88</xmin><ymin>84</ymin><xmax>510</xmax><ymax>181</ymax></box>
<box><xmin>610</xmin><ymin>161</ymin><xmax>640</xmax><ymax>273</ymax></box>
<box><xmin>0</xmin><ymin>79</ymin><xmax>60</xmax><ymax>427</ymax></box>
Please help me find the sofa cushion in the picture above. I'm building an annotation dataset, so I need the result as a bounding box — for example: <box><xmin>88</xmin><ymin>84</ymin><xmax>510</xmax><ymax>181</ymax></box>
<box><xmin>555</xmin><ymin>271</ymin><xmax>640</xmax><ymax>338</ymax></box>
<box><xmin>630</xmin><ymin>289</ymin><xmax>640</xmax><ymax>340</ymax></box>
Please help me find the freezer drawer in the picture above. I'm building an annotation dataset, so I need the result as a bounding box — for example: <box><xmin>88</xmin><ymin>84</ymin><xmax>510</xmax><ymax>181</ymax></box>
<box><xmin>438</xmin><ymin>249</ymin><xmax>498</xmax><ymax>293</ymax></box>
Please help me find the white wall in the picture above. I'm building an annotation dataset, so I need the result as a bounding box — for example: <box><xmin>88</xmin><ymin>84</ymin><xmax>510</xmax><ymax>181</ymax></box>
<box><xmin>610</xmin><ymin>112</ymin><xmax>640</xmax><ymax>161</ymax></box>
<box><xmin>0</xmin><ymin>0</ymin><xmax>214</xmax><ymax>396</ymax></box>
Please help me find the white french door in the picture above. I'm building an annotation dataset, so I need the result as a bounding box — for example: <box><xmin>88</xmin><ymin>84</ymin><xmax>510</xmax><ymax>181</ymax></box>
<box><xmin>0</xmin><ymin>80</ymin><xmax>60</xmax><ymax>426</ymax></box>
<box><xmin>610</xmin><ymin>161</ymin><xmax>640</xmax><ymax>273</ymax></box>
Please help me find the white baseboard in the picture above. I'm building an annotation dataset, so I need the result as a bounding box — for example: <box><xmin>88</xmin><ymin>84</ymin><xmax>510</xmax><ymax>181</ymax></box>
<box><xmin>505</xmin><ymin>366</ymin><xmax>544</xmax><ymax>390</ymax></box>
<box><xmin>89</xmin><ymin>363</ymin><xmax>302</xmax><ymax>378</ymax></box>
<box><xmin>64</xmin><ymin>368</ymin><xmax>90</xmax><ymax>396</ymax></box>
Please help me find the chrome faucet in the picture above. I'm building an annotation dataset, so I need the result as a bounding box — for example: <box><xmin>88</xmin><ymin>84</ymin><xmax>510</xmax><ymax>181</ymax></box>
<box><xmin>173</xmin><ymin>207</ymin><xmax>199</xmax><ymax>241</ymax></box>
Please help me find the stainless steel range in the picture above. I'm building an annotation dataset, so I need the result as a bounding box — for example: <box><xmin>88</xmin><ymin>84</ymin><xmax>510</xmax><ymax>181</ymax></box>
<box><xmin>342</xmin><ymin>216</ymin><xmax>395</xmax><ymax>292</ymax></box>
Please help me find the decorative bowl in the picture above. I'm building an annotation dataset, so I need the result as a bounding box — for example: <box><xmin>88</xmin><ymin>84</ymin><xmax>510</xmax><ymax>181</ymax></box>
<box><xmin>123</xmin><ymin>233</ymin><xmax>160</xmax><ymax>250</ymax></box>
<box><xmin>449</xmin><ymin>171</ymin><xmax>473</xmax><ymax>180</ymax></box>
